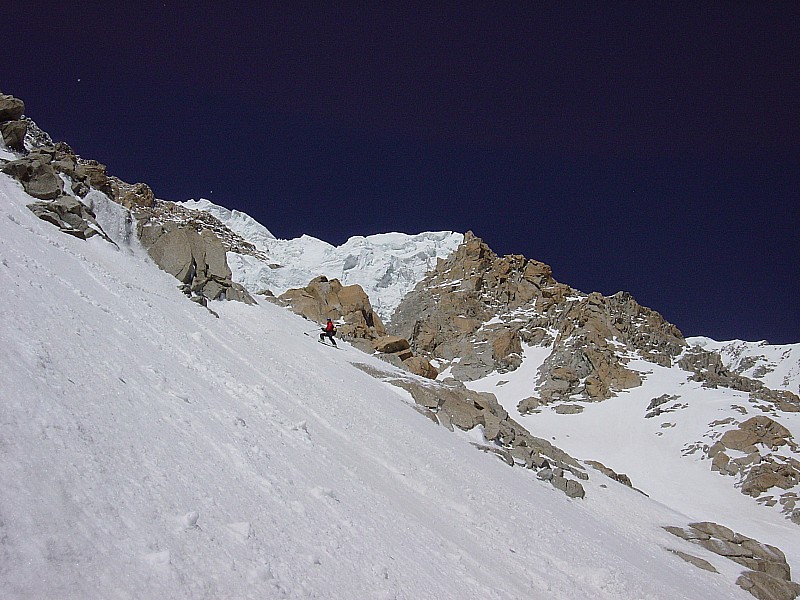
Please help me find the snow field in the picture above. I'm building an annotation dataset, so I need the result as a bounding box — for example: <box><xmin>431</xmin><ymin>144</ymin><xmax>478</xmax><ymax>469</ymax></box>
<box><xmin>0</xmin><ymin>174</ymin><xmax>761</xmax><ymax>598</ymax></box>
<box><xmin>466</xmin><ymin>343</ymin><xmax>800</xmax><ymax>577</ymax></box>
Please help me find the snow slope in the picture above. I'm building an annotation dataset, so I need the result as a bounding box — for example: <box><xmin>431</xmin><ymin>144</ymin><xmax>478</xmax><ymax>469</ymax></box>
<box><xmin>465</xmin><ymin>343</ymin><xmax>800</xmax><ymax>577</ymax></box>
<box><xmin>180</xmin><ymin>198</ymin><xmax>463</xmax><ymax>323</ymax></box>
<box><xmin>0</xmin><ymin>174</ymin><xmax>762</xmax><ymax>598</ymax></box>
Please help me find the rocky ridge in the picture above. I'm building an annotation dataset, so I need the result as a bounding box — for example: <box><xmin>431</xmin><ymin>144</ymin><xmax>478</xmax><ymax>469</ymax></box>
<box><xmin>352</xmin><ymin>361</ymin><xmax>589</xmax><ymax>499</ymax></box>
<box><xmin>391</xmin><ymin>232</ymin><xmax>799</xmax><ymax>409</ymax></box>
<box><xmin>391</xmin><ymin>231</ymin><xmax>686</xmax><ymax>405</ymax></box>
<box><xmin>689</xmin><ymin>337</ymin><xmax>800</xmax><ymax>396</ymax></box>
<box><xmin>0</xmin><ymin>91</ymin><xmax>255</xmax><ymax>307</ymax></box>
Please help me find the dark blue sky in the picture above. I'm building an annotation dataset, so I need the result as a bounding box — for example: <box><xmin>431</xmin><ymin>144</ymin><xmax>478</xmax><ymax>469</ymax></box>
<box><xmin>5</xmin><ymin>2</ymin><xmax>799</xmax><ymax>343</ymax></box>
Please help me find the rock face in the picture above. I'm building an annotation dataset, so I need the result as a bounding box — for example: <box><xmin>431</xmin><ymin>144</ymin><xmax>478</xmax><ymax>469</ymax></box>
<box><xmin>705</xmin><ymin>416</ymin><xmax>800</xmax><ymax>522</ymax></box>
<box><xmin>391</xmin><ymin>232</ymin><xmax>686</xmax><ymax>404</ymax></box>
<box><xmin>665</xmin><ymin>522</ymin><xmax>800</xmax><ymax>600</ymax></box>
<box><xmin>136</xmin><ymin>198</ymin><xmax>269</xmax><ymax>261</ymax></box>
<box><xmin>138</xmin><ymin>222</ymin><xmax>255</xmax><ymax>304</ymax></box>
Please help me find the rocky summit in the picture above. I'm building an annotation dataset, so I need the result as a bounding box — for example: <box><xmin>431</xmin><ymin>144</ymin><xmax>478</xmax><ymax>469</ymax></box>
<box><xmin>391</xmin><ymin>231</ymin><xmax>685</xmax><ymax>404</ymax></box>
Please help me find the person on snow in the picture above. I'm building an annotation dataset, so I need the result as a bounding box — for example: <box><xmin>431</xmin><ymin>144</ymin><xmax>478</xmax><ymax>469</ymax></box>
<box><xmin>320</xmin><ymin>318</ymin><xmax>337</xmax><ymax>347</ymax></box>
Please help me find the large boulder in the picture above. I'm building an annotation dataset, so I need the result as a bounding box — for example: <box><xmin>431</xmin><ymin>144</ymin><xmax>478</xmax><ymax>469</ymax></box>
<box><xmin>720</xmin><ymin>417</ymin><xmax>793</xmax><ymax>453</ymax></box>
<box><xmin>2</xmin><ymin>155</ymin><xmax>64</xmax><ymax>200</ymax></box>
<box><xmin>279</xmin><ymin>276</ymin><xmax>386</xmax><ymax>339</ymax></box>
<box><xmin>139</xmin><ymin>222</ymin><xmax>255</xmax><ymax>304</ymax></box>
<box><xmin>1</xmin><ymin>119</ymin><xmax>27</xmax><ymax>151</ymax></box>
<box><xmin>0</xmin><ymin>93</ymin><xmax>25</xmax><ymax>121</ymax></box>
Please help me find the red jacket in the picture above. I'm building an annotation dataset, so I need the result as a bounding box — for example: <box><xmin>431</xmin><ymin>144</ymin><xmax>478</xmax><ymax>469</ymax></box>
<box><xmin>325</xmin><ymin>321</ymin><xmax>335</xmax><ymax>332</ymax></box>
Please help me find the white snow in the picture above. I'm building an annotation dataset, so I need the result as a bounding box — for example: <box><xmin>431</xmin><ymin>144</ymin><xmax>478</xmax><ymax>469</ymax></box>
<box><xmin>688</xmin><ymin>336</ymin><xmax>800</xmax><ymax>395</ymax></box>
<box><xmin>465</xmin><ymin>346</ymin><xmax>800</xmax><ymax>579</ymax></box>
<box><xmin>0</xmin><ymin>173</ymin><xmax>771</xmax><ymax>598</ymax></box>
<box><xmin>180</xmin><ymin>198</ymin><xmax>463</xmax><ymax>323</ymax></box>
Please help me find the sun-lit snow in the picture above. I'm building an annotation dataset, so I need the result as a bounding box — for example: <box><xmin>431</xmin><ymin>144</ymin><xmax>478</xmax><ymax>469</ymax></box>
<box><xmin>0</xmin><ymin>171</ymin><xmax>773</xmax><ymax>598</ymax></box>
<box><xmin>465</xmin><ymin>345</ymin><xmax>800</xmax><ymax>578</ymax></box>
<box><xmin>688</xmin><ymin>336</ymin><xmax>800</xmax><ymax>395</ymax></box>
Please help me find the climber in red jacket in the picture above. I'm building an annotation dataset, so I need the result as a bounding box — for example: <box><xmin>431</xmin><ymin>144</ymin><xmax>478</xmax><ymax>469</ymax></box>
<box><xmin>320</xmin><ymin>318</ymin><xmax>337</xmax><ymax>347</ymax></box>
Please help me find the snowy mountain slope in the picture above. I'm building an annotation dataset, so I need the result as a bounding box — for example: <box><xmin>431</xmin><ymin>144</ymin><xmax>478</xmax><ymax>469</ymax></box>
<box><xmin>180</xmin><ymin>198</ymin><xmax>278</xmax><ymax>247</ymax></box>
<box><xmin>0</xmin><ymin>173</ymin><xmax>765</xmax><ymax>598</ymax></box>
<box><xmin>688</xmin><ymin>336</ymin><xmax>800</xmax><ymax>395</ymax></box>
<box><xmin>464</xmin><ymin>342</ymin><xmax>800</xmax><ymax>573</ymax></box>
<box><xmin>180</xmin><ymin>198</ymin><xmax>463</xmax><ymax>322</ymax></box>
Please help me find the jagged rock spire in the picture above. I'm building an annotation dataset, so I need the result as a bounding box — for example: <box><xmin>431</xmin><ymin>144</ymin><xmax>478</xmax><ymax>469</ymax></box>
<box><xmin>391</xmin><ymin>231</ymin><xmax>686</xmax><ymax>404</ymax></box>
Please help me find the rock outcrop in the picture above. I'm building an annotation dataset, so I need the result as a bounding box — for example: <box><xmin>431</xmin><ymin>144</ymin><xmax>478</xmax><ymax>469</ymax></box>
<box><xmin>665</xmin><ymin>522</ymin><xmax>800</xmax><ymax>600</ymax></box>
<box><xmin>0</xmin><ymin>92</ymin><xmax>256</xmax><ymax>307</ymax></box>
<box><xmin>279</xmin><ymin>276</ymin><xmax>386</xmax><ymax>340</ymax></box>
<box><xmin>0</xmin><ymin>92</ymin><xmax>26</xmax><ymax>152</ymax></box>
<box><xmin>704</xmin><ymin>416</ymin><xmax>800</xmax><ymax>523</ymax></box>
<box><xmin>27</xmin><ymin>195</ymin><xmax>115</xmax><ymax>243</ymax></box>
<box><xmin>391</xmin><ymin>232</ymin><xmax>686</xmax><ymax>404</ymax></box>
<box><xmin>353</xmin><ymin>362</ymin><xmax>587</xmax><ymax>499</ymax></box>
<box><xmin>679</xmin><ymin>347</ymin><xmax>800</xmax><ymax>413</ymax></box>
<box><xmin>2</xmin><ymin>151</ymin><xmax>64</xmax><ymax>200</ymax></box>
<box><xmin>277</xmin><ymin>278</ymin><xmax>439</xmax><ymax>378</ymax></box>
<box><xmin>0</xmin><ymin>108</ymin><xmax>121</xmax><ymax>243</ymax></box>
<box><xmin>138</xmin><ymin>222</ymin><xmax>255</xmax><ymax>305</ymax></box>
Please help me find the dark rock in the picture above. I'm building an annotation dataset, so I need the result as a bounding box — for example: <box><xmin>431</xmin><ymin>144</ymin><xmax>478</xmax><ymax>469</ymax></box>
<box><xmin>2</xmin><ymin>157</ymin><xmax>64</xmax><ymax>200</ymax></box>
<box><xmin>0</xmin><ymin>93</ymin><xmax>25</xmax><ymax>121</ymax></box>
<box><xmin>1</xmin><ymin>119</ymin><xmax>27</xmax><ymax>151</ymax></box>
<box><xmin>736</xmin><ymin>570</ymin><xmax>800</xmax><ymax>600</ymax></box>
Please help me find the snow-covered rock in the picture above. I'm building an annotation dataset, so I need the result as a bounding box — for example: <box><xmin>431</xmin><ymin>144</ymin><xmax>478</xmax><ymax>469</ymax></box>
<box><xmin>688</xmin><ymin>337</ymin><xmax>800</xmax><ymax>395</ymax></box>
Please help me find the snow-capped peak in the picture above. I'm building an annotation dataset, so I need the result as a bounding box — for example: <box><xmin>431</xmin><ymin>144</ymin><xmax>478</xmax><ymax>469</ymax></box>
<box><xmin>180</xmin><ymin>199</ymin><xmax>463</xmax><ymax>322</ymax></box>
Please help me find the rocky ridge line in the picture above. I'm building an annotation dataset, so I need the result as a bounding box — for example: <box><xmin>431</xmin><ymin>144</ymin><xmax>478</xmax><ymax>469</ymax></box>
<box><xmin>391</xmin><ymin>231</ymin><xmax>685</xmax><ymax>406</ymax></box>
<box><xmin>352</xmin><ymin>361</ymin><xmax>589</xmax><ymax>499</ymax></box>
<box><xmin>0</xmin><ymin>91</ymin><xmax>256</xmax><ymax>307</ymax></box>
<box><xmin>391</xmin><ymin>232</ymin><xmax>800</xmax><ymax>413</ymax></box>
